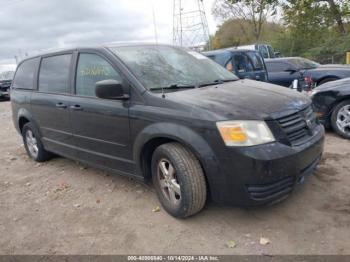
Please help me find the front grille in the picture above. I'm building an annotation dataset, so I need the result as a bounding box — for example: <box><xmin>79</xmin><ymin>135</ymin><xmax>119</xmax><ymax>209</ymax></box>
<box><xmin>276</xmin><ymin>106</ymin><xmax>316</xmax><ymax>146</ymax></box>
<box><xmin>247</xmin><ymin>176</ymin><xmax>294</xmax><ymax>201</ymax></box>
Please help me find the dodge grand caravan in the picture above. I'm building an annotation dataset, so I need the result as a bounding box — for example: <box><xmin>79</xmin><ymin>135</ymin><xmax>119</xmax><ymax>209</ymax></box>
<box><xmin>11</xmin><ymin>44</ymin><xmax>324</xmax><ymax>218</ymax></box>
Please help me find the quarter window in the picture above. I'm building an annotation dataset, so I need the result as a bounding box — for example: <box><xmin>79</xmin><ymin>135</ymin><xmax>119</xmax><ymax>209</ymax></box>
<box><xmin>12</xmin><ymin>58</ymin><xmax>38</xmax><ymax>89</ymax></box>
<box><xmin>75</xmin><ymin>53</ymin><xmax>122</xmax><ymax>97</ymax></box>
<box><xmin>39</xmin><ymin>54</ymin><xmax>72</xmax><ymax>93</ymax></box>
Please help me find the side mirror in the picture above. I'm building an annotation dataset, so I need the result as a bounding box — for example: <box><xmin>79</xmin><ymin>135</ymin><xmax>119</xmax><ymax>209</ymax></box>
<box><xmin>95</xmin><ymin>79</ymin><xmax>129</xmax><ymax>100</ymax></box>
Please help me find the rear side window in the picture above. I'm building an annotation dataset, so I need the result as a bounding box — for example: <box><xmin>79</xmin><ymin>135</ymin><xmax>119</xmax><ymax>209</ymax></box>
<box><xmin>39</xmin><ymin>54</ymin><xmax>72</xmax><ymax>94</ymax></box>
<box><xmin>75</xmin><ymin>53</ymin><xmax>122</xmax><ymax>97</ymax></box>
<box><xmin>12</xmin><ymin>58</ymin><xmax>37</xmax><ymax>89</ymax></box>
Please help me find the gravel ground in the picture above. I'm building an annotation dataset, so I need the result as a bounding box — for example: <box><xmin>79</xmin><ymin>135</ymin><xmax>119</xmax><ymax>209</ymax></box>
<box><xmin>0</xmin><ymin>100</ymin><xmax>349</xmax><ymax>255</ymax></box>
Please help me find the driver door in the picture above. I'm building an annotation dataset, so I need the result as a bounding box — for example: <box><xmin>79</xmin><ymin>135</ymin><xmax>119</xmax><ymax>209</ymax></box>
<box><xmin>69</xmin><ymin>52</ymin><xmax>133</xmax><ymax>174</ymax></box>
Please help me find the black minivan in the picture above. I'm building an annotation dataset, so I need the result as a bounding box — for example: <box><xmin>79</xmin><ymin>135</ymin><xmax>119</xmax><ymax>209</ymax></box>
<box><xmin>203</xmin><ymin>49</ymin><xmax>268</xmax><ymax>82</ymax></box>
<box><xmin>11</xmin><ymin>44</ymin><xmax>324</xmax><ymax>218</ymax></box>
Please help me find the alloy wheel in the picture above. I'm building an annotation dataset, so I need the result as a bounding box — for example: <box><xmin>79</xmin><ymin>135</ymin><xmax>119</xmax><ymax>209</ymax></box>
<box><xmin>157</xmin><ymin>158</ymin><xmax>181</xmax><ymax>206</ymax></box>
<box><xmin>26</xmin><ymin>130</ymin><xmax>39</xmax><ymax>158</ymax></box>
<box><xmin>336</xmin><ymin>104</ymin><xmax>350</xmax><ymax>136</ymax></box>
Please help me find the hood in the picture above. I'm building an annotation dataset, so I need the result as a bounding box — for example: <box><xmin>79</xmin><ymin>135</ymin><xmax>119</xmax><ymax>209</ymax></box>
<box><xmin>316</xmin><ymin>64</ymin><xmax>350</xmax><ymax>70</ymax></box>
<box><xmin>165</xmin><ymin>79</ymin><xmax>310</xmax><ymax>120</ymax></box>
<box><xmin>314</xmin><ymin>77</ymin><xmax>350</xmax><ymax>92</ymax></box>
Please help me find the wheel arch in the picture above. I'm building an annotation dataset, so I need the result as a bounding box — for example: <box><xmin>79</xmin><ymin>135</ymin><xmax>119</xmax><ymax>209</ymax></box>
<box><xmin>16</xmin><ymin>108</ymin><xmax>42</xmax><ymax>136</ymax></box>
<box><xmin>317</xmin><ymin>76</ymin><xmax>340</xmax><ymax>86</ymax></box>
<box><xmin>133</xmin><ymin>123</ymin><xmax>219</xmax><ymax>192</ymax></box>
<box><xmin>329</xmin><ymin>96</ymin><xmax>350</xmax><ymax>116</ymax></box>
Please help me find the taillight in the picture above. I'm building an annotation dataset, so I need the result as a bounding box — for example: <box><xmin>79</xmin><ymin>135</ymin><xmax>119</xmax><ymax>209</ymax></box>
<box><xmin>304</xmin><ymin>76</ymin><xmax>314</xmax><ymax>90</ymax></box>
<box><xmin>226</xmin><ymin>61</ymin><xmax>234</xmax><ymax>72</ymax></box>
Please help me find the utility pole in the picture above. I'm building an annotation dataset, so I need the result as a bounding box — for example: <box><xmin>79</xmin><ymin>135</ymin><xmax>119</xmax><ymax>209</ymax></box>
<box><xmin>173</xmin><ymin>0</ymin><xmax>211</xmax><ymax>50</ymax></box>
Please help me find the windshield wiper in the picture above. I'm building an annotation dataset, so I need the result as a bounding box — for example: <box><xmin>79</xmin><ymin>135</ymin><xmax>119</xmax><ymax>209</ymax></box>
<box><xmin>151</xmin><ymin>84</ymin><xmax>196</xmax><ymax>91</ymax></box>
<box><xmin>197</xmin><ymin>78</ymin><xmax>237</xmax><ymax>88</ymax></box>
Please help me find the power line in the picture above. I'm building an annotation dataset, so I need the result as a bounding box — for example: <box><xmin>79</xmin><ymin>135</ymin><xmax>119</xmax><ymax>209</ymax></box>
<box><xmin>173</xmin><ymin>0</ymin><xmax>210</xmax><ymax>50</ymax></box>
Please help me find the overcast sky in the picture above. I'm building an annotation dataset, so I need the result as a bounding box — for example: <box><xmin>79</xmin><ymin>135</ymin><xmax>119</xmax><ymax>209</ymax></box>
<box><xmin>0</xmin><ymin>0</ymin><xmax>217</xmax><ymax>68</ymax></box>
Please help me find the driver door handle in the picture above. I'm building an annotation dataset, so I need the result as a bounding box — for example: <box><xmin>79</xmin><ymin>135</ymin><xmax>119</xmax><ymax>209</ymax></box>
<box><xmin>55</xmin><ymin>102</ymin><xmax>67</xmax><ymax>109</ymax></box>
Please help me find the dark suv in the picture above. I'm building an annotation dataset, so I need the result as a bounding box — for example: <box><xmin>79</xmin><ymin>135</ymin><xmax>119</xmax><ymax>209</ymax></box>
<box><xmin>11</xmin><ymin>44</ymin><xmax>324</xmax><ymax>218</ymax></box>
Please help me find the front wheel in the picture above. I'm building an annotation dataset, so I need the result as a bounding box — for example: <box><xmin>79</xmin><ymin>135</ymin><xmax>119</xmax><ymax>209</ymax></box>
<box><xmin>152</xmin><ymin>142</ymin><xmax>207</xmax><ymax>218</ymax></box>
<box><xmin>331</xmin><ymin>100</ymin><xmax>350</xmax><ymax>139</ymax></box>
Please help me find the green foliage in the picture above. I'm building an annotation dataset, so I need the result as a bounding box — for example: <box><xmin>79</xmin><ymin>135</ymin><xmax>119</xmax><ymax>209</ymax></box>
<box><xmin>211</xmin><ymin>19</ymin><xmax>283</xmax><ymax>49</ymax></box>
<box><xmin>303</xmin><ymin>34</ymin><xmax>350</xmax><ymax>64</ymax></box>
<box><xmin>210</xmin><ymin>0</ymin><xmax>350</xmax><ymax>64</ymax></box>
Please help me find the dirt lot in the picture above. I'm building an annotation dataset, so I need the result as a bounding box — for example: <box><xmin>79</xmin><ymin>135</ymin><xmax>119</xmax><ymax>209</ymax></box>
<box><xmin>0</xmin><ymin>100</ymin><xmax>349</xmax><ymax>255</ymax></box>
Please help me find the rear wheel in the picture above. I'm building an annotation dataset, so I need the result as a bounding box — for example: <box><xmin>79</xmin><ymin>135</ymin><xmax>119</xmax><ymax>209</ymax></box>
<box><xmin>331</xmin><ymin>100</ymin><xmax>350</xmax><ymax>139</ymax></box>
<box><xmin>152</xmin><ymin>142</ymin><xmax>207</xmax><ymax>218</ymax></box>
<box><xmin>22</xmin><ymin>123</ymin><xmax>52</xmax><ymax>162</ymax></box>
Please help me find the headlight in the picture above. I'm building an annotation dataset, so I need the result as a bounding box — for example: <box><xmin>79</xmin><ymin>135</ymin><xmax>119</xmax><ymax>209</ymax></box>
<box><xmin>216</xmin><ymin>120</ymin><xmax>275</xmax><ymax>146</ymax></box>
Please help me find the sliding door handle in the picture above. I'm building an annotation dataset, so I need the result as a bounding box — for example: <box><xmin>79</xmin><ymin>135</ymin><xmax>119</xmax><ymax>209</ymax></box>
<box><xmin>70</xmin><ymin>105</ymin><xmax>83</xmax><ymax>111</ymax></box>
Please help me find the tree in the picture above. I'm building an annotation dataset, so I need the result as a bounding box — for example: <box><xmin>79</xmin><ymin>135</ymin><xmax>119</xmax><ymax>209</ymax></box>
<box><xmin>280</xmin><ymin>0</ymin><xmax>331</xmax><ymax>55</ymax></box>
<box><xmin>317</xmin><ymin>0</ymin><xmax>349</xmax><ymax>35</ymax></box>
<box><xmin>212</xmin><ymin>0</ymin><xmax>278</xmax><ymax>41</ymax></box>
<box><xmin>209</xmin><ymin>19</ymin><xmax>283</xmax><ymax>49</ymax></box>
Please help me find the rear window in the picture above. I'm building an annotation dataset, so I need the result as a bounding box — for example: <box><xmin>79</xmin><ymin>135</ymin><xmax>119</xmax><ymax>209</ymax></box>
<box><xmin>39</xmin><ymin>54</ymin><xmax>72</xmax><ymax>94</ymax></box>
<box><xmin>12</xmin><ymin>58</ymin><xmax>38</xmax><ymax>89</ymax></box>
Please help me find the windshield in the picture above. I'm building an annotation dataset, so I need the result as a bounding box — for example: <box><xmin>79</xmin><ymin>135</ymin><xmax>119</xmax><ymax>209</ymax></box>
<box><xmin>290</xmin><ymin>58</ymin><xmax>319</xmax><ymax>70</ymax></box>
<box><xmin>109</xmin><ymin>45</ymin><xmax>238</xmax><ymax>91</ymax></box>
<box><xmin>0</xmin><ymin>71</ymin><xmax>14</xmax><ymax>80</ymax></box>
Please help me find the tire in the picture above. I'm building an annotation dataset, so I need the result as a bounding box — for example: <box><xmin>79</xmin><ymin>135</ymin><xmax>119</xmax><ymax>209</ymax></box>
<box><xmin>151</xmin><ymin>142</ymin><xmax>207</xmax><ymax>218</ymax></box>
<box><xmin>318</xmin><ymin>77</ymin><xmax>338</xmax><ymax>86</ymax></box>
<box><xmin>330</xmin><ymin>100</ymin><xmax>350</xmax><ymax>140</ymax></box>
<box><xmin>22</xmin><ymin>122</ymin><xmax>52</xmax><ymax>162</ymax></box>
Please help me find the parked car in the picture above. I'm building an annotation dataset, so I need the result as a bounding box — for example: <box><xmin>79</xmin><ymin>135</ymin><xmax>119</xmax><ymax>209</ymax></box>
<box><xmin>236</xmin><ymin>44</ymin><xmax>277</xmax><ymax>59</ymax></box>
<box><xmin>203</xmin><ymin>49</ymin><xmax>268</xmax><ymax>82</ymax></box>
<box><xmin>0</xmin><ymin>70</ymin><xmax>14</xmax><ymax>100</ymax></box>
<box><xmin>11</xmin><ymin>44</ymin><xmax>324</xmax><ymax>218</ymax></box>
<box><xmin>312</xmin><ymin>78</ymin><xmax>350</xmax><ymax>139</ymax></box>
<box><xmin>265</xmin><ymin>57</ymin><xmax>350</xmax><ymax>91</ymax></box>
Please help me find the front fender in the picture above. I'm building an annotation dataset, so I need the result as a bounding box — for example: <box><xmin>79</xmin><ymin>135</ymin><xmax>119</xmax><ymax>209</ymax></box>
<box><xmin>133</xmin><ymin>122</ymin><xmax>220</xmax><ymax>186</ymax></box>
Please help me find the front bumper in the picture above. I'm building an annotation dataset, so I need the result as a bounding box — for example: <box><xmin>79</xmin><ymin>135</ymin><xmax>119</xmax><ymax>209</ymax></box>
<box><xmin>209</xmin><ymin>124</ymin><xmax>325</xmax><ymax>206</ymax></box>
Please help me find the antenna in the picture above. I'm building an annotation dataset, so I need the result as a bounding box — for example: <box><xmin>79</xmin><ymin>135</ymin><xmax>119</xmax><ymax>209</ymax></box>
<box><xmin>151</xmin><ymin>0</ymin><xmax>158</xmax><ymax>44</ymax></box>
<box><xmin>173</xmin><ymin>0</ymin><xmax>211</xmax><ymax>51</ymax></box>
